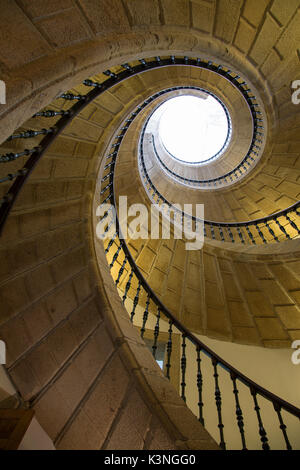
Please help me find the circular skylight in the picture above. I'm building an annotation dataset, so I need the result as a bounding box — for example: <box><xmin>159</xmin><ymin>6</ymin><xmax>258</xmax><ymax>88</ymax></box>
<box><xmin>159</xmin><ymin>94</ymin><xmax>230</xmax><ymax>164</ymax></box>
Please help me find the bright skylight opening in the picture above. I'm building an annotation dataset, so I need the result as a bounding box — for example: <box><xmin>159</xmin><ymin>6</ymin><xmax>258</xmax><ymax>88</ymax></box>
<box><xmin>159</xmin><ymin>95</ymin><xmax>229</xmax><ymax>163</ymax></box>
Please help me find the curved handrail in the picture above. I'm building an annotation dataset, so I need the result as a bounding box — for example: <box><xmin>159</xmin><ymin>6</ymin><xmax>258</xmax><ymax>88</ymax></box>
<box><xmin>141</xmin><ymin>136</ymin><xmax>300</xmax><ymax>226</ymax></box>
<box><xmin>102</xmin><ymin>105</ymin><xmax>300</xmax><ymax>419</ymax></box>
<box><xmin>97</xmin><ymin>102</ymin><xmax>300</xmax><ymax>450</ymax></box>
<box><xmin>0</xmin><ymin>52</ymin><xmax>298</xmax><ymax>449</ymax></box>
<box><xmin>139</xmin><ymin>123</ymin><xmax>300</xmax><ymax>244</ymax></box>
<box><xmin>0</xmin><ymin>55</ymin><xmax>264</xmax><ymax>236</ymax></box>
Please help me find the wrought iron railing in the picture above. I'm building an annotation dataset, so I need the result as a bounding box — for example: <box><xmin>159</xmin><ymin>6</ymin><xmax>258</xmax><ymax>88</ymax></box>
<box><xmin>0</xmin><ymin>55</ymin><xmax>264</xmax><ymax>235</ymax></box>
<box><xmin>139</xmin><ymin>120</ymin><xmax>300</xmax><ymax>245</ymax></box>
<box><xmin>1</xmin><ymin>55</ymin><xmax>299</xmax><ymax>450</ymax></box>
<box><xmin>97</xmin><ymin>105</ymin><xmax>300</xmax><ymax>451</ymax></box>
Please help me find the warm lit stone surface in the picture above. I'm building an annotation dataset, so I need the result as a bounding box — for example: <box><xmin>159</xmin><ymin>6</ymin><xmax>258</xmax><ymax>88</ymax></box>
<box><xmin>0</xmin><ymin>0</ymin><xmax>300</xmax><ymax>450</ymax></box>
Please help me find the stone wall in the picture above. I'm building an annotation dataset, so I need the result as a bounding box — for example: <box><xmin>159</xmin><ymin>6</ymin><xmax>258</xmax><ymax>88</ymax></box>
<box><xmin>0</xmin><ymin>0</ymin><xmax>299</xmax><ymax>449</ymax></box>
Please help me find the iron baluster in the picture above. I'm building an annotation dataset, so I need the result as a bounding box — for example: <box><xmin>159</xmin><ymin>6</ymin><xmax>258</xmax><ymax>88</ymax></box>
<box><xmin>265</xmin><ymin>221</ymin><xmax>279</xmax><ymax>242</ymax></box>
<box><xmin>131</xmin><ymin>280</ymin><xmax>141</xmax><ymax>322</ymax></box>
<box><xmin>7</xmin><ymin>128</ymin><xmax>55</xmax><ymax>141</ymax></box>
<box><xmin>115</xmin><ymin>255</ymin><xmax>127</xmax><ymax>286</ymax></box>
<box><xmin>181</xmin><ymin>334</ymin><xmax>187</xmax><ymax>402</ymax></box>
<box><xmin>166</xmin><ymin>320</ymin><xmax>173</xmax><ymax>380</ymax></box>
<box><xmin>33</xmin><ymin>109</ymin><xmax>70</xmax><ymax>118</ymax></box>
<box><xmin>273</xmin><ymin>403</ymin><xmax>292</xmax><ymax>450</ymax></box>
<box><xmin>104</xmin><ymin>232</ymin><xmax>117</xmax><ymax>254</ymax></box>
<box><xmin>0</xmin><ymin>168</ymin><xmax>28</xmax><ymax>184</ymax></box>
<box><xmin>230</xmin><ymin>373</ymin><xmax>247</xmax><ymax>450</ymax></box>
<box><xmin>285</xmin><ymin>213</ymin><xmax>300</xmax><ymax>236</ymax></box>
<box><xmin>245</xmin><ymin>225</ymin><xmax>256</xmax><ymax>244</ymax></box>
<box><xmin>275</xmin><ymin>217</ymin><xmax>291</xmax><ymax>240</ymax></box>
<box><xmin>218</xmin><ymin>225</ymin><xmax>225</xmax><ymax>242</ymax></box>
<box><xmin>141</xmin><ymin>293</ymin><xmax>150</xmax><ymax>338</ymax></box>
<box><xmin>237</xmin><ymin>226</ymin><xmax>245</xmax><ymax>244</ymax></box>
<box><xmin>0</xmin><ymin>147</ymin><xmax>40</xmax><ymax>163</ymax></box>
<box><xmin>212</xmin><ymin>359</ymin><xmax>226</xmax><ymax>450</ymax></box>
<box><xmin>250</xmin><ymin>388</ymin><xmax>270</xmax><ymax>450</ymax></box>
<box><xmin>122</xmin><ymin>271</ymin><xmax>133</xmax><ymax>303</ymax></box>
<box><xmin>60</xmin><ymin>93</ymin><xmax>85</xmax><ymax>100</ymax></box>
<box><xmin>227</xmin><ymin>226</ymin><xmax>234</xmax><ymax>243</ymax></box>
<box><xmin>109</xmin><ymin>244</ymin><xmax>122</xmax><ymax>269</ymax></box>
<box><xmin>196</xmin><ymin>346</ymin><xmax>204</xmax><ymax>426</ymax></box>
<box><xmin>152</xmin><ymin>307</ymin><xmax>161</xmax><ymax>358</ymax></box>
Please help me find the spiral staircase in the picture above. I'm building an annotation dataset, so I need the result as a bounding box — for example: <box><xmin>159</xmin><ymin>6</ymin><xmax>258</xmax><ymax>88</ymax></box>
<box><xmin>0</xmin><ymin>0</ymin><xmax>300</xmax><ymax>451</ymax></box>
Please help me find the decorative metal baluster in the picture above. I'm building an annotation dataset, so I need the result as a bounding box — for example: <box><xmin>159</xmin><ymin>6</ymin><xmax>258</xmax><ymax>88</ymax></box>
<box><xmin>212</xmin><ymin>359</ymin><xmax>226</xmax><ymax>450</ymax></box>
<box><xmin>250</xmin><ymin>388</ymin><xmax>270</xmax><ymax>450</ymax></box>
<box><xmin>273</xmin><ymin>403</ymin><xmax>292</xmax><ymax>450</ymax></box>
<box><xmin>245</xmin><ymin>225</ymin><xmax>256</xmax><ymax>244</ymax></box>
<box><xmin>101</xmin><ymin>192</ymin><xmax>113</xmax><ymax>206</ymax></box>
<box><xmin>166</xmin><ymin>320</ymin><xmax>173</xmax><ymax>380</ymax></box>
<box><xmin>33</xmin><ymin>109</ymin><xmax>70</xmax><ymax>118</ymax></box>
<box><xmin>0</xmin><ymin>147</ymin><xmax>40</xmax><ymax>163</ymax></box>
<box><xmin>152</xmin><ymin>307</ymin><xmax>161</xmax><ymax>358</ymax></box>
<box><xmin>104</xmin><ymin>216</ymin><xmax>115</xmax><ymax>235</ymax></box>
<box><xmin>131</xmin><ymin>280</ymin><xmax>141</xmax><ymax>322</ymax></box>
<box><xmin>115</xmin><ymin>255</ymin><xmax>127</xmax><ymax>286</ymax></box>
<box><xmin>275</xmin><ymin>217</ymin><xmax>291</xmax><ymax>240</ymax></box>
<box><xmin>230</xmin><ymin>373</ymin><xmax>247</xmax><ymax>450</ymax></box>
<box><xmin>141</xmin><ymin>293</ymin><xmax>150</xmax><ymax>338</ymax></box>
<box><xmin>180</xmin><ymin>334</ymin><xmax>187</xmax><ymax>402</ymax></box>
<box><xmin>105</xmin><ymin>232</ymin><xmax>117</xmax><ymax>254</ymax></box>
<box><xmin>265</xmin><ymin>220</ymin><xmax>279</xmax><ymax>242</ymax></box>
<box><xmin>7</xmin><ymin>128</ymin><xmax>54</xmax><ymax>141</ymax></box>
<box><xmin>60</xmin><ymin>93</ymin><xmax>85</xmax><ymax>101</ymax></box>
<box><xmin>218</xmin><ymin>225</ymin><xmax>225</xmax><ymax>242</ymax></box>
<box><xmin>0</xmin><ymin>168</ymin><xmax>28</xmax><ymax>183</ymax></box>
<box><xmin>122</xmin><ymin>270</ymin><xmax>133</xmax><ymax>303</ymax></box>
<box><xmin>255</xmin><ymin>224</ymin><xmax>267</xmax><ymax>244</ymax></box>
<box><xmin>100</xmin><ymin>181</ymin><xmax>113</xmax><ymax>195</ymax></box>
<box><xmin>83</xmin><ymin>79</ymin><xmax>102</xmax><ymax>88</ymax></box>
<box><xmin>237</xmin><ymin>226</ymin><xmax>245</xmax><ymax>244</ymax></box>
<box><xmin>227</xmin><ymin>226</ymin><xmax>234</xmax><ymax>243</ymax></box>
<box><xmin>210</xmin><ymin>224</ymin><xmax>216</xmax><ymax>240</ymax></box>
<box><xmin>196</xmin><ymin>346</ymin><xmax>204</xmax><ymax>426</ymax></box>
<box><xmin>294</xmin><ymin>207</ymin><xmax>300</xmax><ymax>217</ymax></box>
<box><xmin>103</xmin><ymin>69</ymin><xmax>117</xmax><ymax>79</ymax></box>
<box><xmin>285</xmin><ymin>213</ymin><xmax>300</xmax><ymax>236</ymax></box>
<box><xmin>109</xmin><ymin>243</ymin><xmax>122</xmax><ymax>269</ymax></box>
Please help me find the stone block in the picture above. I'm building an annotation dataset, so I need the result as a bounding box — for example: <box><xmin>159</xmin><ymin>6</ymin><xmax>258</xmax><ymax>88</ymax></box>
<box><xmin>275</xmin><ymin>306</ymin><xmax>300</xmax><ymax>330</ymax></box>
<box><xmin>215</xmin><ymin>0</ymin><xmax>242</xmax><ymax>43</ymax></box>
<box><xmin>0</xmin><ymin>1</ymin><xmax>50</xmax><ymax>69</ymax></box>
<box><xmin>25</xmin><ymin>264</ymin><xmax>55</xmax><ymax>301</ymax></box>
<box><xmin>191</xmin><ymin>1</ymin><xmax>214</xmax><ymax>33</ymax></box>
<box><xmin>243</xmin><ymin>0</ymin><xmax>269</xmax><ymax>27</ymax></box>
<box><xmin>77</xmin><ymin>0</ymin><xmax>129</xmax><ymax>34</ymax></box>
<box><xmin>234</xmin><ymin>18</ymin><xmax>256</xmax><ymax>53</ymax></box>
<box><xmin>127</xmin><ymin>0</ymin><xmax>161</xmax><ymax>26</ymax></box>
<box><xmin>36</xmin><ymin>9</ymin><xmax>90</xmax><ymax>49</ymax></box>
<box><xmin>0</xmin><ymin>276</ymin><xmax>30</xmax><ymax>324</ymax></box>
<box><xmin>69</xmin><ymin>299</ymin><xmax>101</xmax><ymax>344</ymax></box>
<box><xmin>228</xmin><ymin>301</ymin><xmax>253</xmax><ymax>326</ymax></box>
<box><xmin>250</xmin><ymin>13</ymin><xmax>281</xmax><ymax>65</ymax></box>
<box><xmin>255</xmin><ymin>317</ymin><xmax>289</xmax><ymax>340</ymax></box>
<box><xmin>45</xmin><ymin>281</ymin><xmax>78</xmax><ymax>323</ymax></box>
<box><xmin>19</xmin><ymin>0</ymin><xmax>73</xmax><ymax>18</ymax></box>
<box><xmin>106</xmin><ymin>387</ymin><xmax>151</xmax><ymax>450</ymax></box>
<box><xmin>244</xmin><ymin>291</ymin><xmax>274</xmax><ymax>317</ymax></box>
<box><xmin>162</xmin><ymin>0</ymin><xmax>189</xmax><ymax>26</ymax></box>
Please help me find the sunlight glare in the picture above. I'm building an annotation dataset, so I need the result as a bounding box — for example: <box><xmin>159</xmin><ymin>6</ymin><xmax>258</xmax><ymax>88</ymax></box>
<box><xmin>159</xmin><ymin>95</ymin><xmax>229</xmax><ymax>163</ymax></box>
